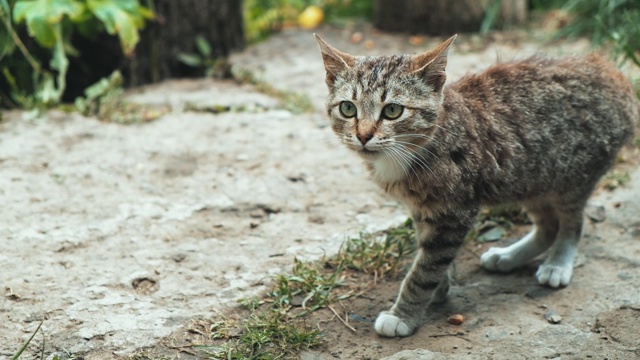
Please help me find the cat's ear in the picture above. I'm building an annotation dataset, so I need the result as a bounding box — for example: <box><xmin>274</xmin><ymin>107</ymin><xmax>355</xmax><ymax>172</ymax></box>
<box><xmin>410</xmin><ymin>34</ymin><xmax>457</xmax><ymax>92</ymax></box>
<box><xmin>314</xmin><ymin>34</ymin><xmax>356</xmax><ymax>87</ymax></box>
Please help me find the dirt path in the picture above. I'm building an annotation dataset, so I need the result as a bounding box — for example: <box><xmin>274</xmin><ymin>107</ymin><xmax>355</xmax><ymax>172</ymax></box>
<box><xmin>1</xmin><ymin>26</ymin><xmax>638</xmax><ymax>359</ymax></box>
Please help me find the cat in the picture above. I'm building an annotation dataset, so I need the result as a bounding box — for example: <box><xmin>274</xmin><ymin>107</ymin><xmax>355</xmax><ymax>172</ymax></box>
<box><xmin>314</xmin><ymin>33</ymin><xmax>639</xmax><ymax>338</ymax></box>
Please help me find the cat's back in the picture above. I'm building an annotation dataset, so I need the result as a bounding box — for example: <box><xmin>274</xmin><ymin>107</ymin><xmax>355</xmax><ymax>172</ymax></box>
<box><xmin>452</xmin><ymin>54</ymin><xmax>636</xmax><ymax>113</ymax></box>
<box><xmin>448</xmin><ymin>53</ymin><xmax>638</xmax><ymax>136</ymax></box>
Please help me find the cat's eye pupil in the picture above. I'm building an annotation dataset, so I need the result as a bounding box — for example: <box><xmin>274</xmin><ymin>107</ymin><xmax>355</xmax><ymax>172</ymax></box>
<box><xmin>339</xmin><ymin>101</ymin><xmax>357</xmax><ymax>118</ymax></box>
<box><xmin>383</xmin><ymin>103</ymin><xmax>404</xmax><ymax>120</ymax></box>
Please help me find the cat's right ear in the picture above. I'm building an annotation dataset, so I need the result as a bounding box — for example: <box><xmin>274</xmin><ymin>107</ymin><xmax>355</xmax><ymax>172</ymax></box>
<box><xmin>314</xmin><ymin>34</ymin><xmax>355</xmax><ymax>87</ymax></box>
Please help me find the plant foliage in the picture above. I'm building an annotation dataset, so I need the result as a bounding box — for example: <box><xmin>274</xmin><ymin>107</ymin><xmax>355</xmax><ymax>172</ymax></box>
<box><xmin>0</xmin><ymin>0</ymin><xmax>152</xmax><ymax>109</ymax></box>
<box><xmin>243</xmin><ymin>0</ymin><xmax>373</xmax><ymax>43</ymax></box>
<box><xmin>560</xmin><ymin>0</ymin><xmax>640</xmax><ymax>67</ymax></box>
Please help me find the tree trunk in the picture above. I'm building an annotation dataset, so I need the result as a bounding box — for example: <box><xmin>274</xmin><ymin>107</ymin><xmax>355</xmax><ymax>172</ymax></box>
<box><xmin>127</xmin><ymin>0</ymin><xmax>244</xmax><ymax>86</ymax></box>
<box><xmin>373</xmin><ymin>0</ymin><xmax>527</xmax><ymax>35</ymax></box>
<box><xmin>61</xmin><ymin>0</ymin><xmax>244</xmax><ymax>100</ymax></box>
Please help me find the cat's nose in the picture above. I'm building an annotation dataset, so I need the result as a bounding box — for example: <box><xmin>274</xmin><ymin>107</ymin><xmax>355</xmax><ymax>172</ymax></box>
<box><xmin>356</xmin><ymin>132</ymin><xmax>374</xmax><ymax>145</ymax></box>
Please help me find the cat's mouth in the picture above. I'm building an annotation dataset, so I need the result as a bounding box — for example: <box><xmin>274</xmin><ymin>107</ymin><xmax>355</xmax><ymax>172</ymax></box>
<box><xmin>358</xmin><ymin>148</ymin><xmax>380</xmax><ymax>157</ymax></box>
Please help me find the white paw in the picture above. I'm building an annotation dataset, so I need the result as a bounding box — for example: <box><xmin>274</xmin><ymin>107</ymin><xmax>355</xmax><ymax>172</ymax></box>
<box><xmin>374</xmin><ymin>312</ymin><xmax>413</xmax><ymax>337</ymax></box>
<box><xmin>480</xmin><ymin>247</ymin><xmax>518</xmax><ymax>272</ymax></box>
<box><xmin>536</xmin><ymin>263</ymin><xmax>572</xmax><ymax>288</ymax></box>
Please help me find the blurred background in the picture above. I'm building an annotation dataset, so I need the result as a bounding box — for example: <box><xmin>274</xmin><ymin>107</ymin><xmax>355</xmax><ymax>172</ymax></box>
<box><xmin>0</xmin><ymin>0</ymin><xmax>638</xmax><ymax>114</ymax></box>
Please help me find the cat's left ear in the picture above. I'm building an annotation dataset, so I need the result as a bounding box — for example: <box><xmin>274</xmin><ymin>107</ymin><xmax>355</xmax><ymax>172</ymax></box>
<box><xmin>314</xmin><ymin>34</ymin><xmax>356</xmax><ymax>87</ymax></box>
<box><xmin>410</xmin><ymin>34</ymin><xmax>457</xmax><ymax>92</ymax></box>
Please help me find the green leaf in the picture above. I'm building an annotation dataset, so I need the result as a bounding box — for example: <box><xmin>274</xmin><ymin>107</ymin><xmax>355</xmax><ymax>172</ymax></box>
<box><xmin>86</xmin><ymin>0</ymin><xmax>150</xmax><ymax>55</ymax></box>
<box><xmin>36</xmin><ymin>73</ymin><xmax>58</xmax><ymax>105</ymax></box>
<box><xmin>50</xmin><ymin>32</ymin><xmax>68</xmax><ymax>72</ymax></box>
<box><xmin>0</xmin><ymin>25</ymin><xmax>15</xmax><ymax>60</ymax></box>
<box><xmin>0</xmin><ymin>0</ymin><xmax>10</xmax><ymax>15</ymax></box>
<box><xmin>195</xmin><ymin>35</ymin><xmax>211</xmax><ymax>57</ymax></box>
<box><xmin>11</xmin><ymin>321</ymin><xmax>43</xmax><ymax>360</ymax></box>
<box><xmin>13</xmin><ymin>0</ymin><xmax>86</xmax><ymax>48</ymax></box>
<box><xmin>177</xmin><ymin>52</ymin><xmax>202</xmax><ymax>67</ymax></box>
<box><xmin>477</xmin><ymin>226</ymin><xmax>506</xmax><ymax>243</ymax></box>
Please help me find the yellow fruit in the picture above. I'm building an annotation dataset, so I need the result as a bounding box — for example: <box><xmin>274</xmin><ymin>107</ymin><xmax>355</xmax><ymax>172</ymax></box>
<box><xmin>447</xmin><ymin>314</ymin><xmax>464</xmax><ymax>325</ymax></box>
<box><xmin>298</xmin><ymin>5</ymin><xmax>324</xmax><ymax>30</ymax></box>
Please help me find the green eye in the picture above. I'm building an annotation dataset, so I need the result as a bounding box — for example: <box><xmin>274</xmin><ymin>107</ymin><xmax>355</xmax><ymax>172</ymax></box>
<box><xmin>339</xmin><ymin>101</ymin><xmax>357</xmax><ymax>118</ymax></box>
<box><xmin>382</xmin><ymin>103</ymin><xmax>404</xmax><ymax>120</ymax></box>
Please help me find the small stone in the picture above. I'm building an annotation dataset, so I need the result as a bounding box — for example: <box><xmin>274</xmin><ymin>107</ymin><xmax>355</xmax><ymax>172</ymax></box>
<box><xmin>544</xmin><ymin>310</ymin><xmax>562</xmax><ymax>324</ymax></box>
<box><xmin>171</xmin><ymin>253</ymin><xmax>187</xmax><ymax>263</ymax></box>
<box><xmin>447</xmin><ymin>314</ymin><xmax>464</xmax><ymax>325</ymax></box>
<box><xmin>351</xmin><ymin>32</ymin><xmax>363</xmax><ymax>43</ymax></box>
<box><xmin>617</xmin><ymin>272</ymin><xmax>632</xmax><ymax>280</ymax></box>
<box><xmin>585</xmin><ymin>204</ymin><xmax>606</xmax><ymax>222</ymax></box>
<box><xmin>308</xmin><ymin>215</ymin><xmax>325</xmax><ymax>224</ymax></box>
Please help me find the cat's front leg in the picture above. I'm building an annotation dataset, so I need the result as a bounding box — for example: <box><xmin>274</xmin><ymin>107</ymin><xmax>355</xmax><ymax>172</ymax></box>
<box><xmin>375</xmin><ymin>210</ymin><xmax>475</xmax><ymax>337</ymax></box>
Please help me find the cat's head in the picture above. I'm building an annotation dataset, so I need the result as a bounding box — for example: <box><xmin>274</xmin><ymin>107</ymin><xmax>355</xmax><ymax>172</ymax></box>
<box><xmin>315</xmin><ymin>34</ymin><xmax>455</xmax><ymax>163</ymax></box>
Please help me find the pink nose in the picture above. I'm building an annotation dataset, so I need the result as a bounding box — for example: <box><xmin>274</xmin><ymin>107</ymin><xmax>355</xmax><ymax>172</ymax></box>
<box><xmin>356</xmin><ymin>132</ymin><xmax>373</xmax><ymax>145</ymax></box>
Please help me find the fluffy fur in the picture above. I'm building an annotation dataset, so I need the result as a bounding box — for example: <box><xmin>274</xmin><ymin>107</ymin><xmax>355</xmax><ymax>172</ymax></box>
<box><xmin>315</xmin><ymin>34</ymin><xmax>639</xmax><ymax>338</ymax></box>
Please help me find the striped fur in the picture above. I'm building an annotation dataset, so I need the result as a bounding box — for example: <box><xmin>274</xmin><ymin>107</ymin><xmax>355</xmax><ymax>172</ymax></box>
<box><xmin>315</xmin><ymin>34</ymin><xmax>639</xmax><ymax>337</ymax></box>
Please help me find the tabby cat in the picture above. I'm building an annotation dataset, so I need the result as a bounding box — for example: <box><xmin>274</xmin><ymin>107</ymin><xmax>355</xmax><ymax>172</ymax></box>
<box><xmin>315</xmin><ymin>34</ymin><xmax>639</xmax><ymax>337</ymax></box>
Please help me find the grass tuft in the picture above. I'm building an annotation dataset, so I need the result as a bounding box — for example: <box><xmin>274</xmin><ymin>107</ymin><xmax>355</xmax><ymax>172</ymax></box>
<box><xmin>601</xmin><ymin>170</ymin><xmax>631</xmax><ymax>190</ymax></box>
<box><xmin>233</xmin><ymin>69</ymin><xmax>313</xmax><ymax>114</ymax></box>
<box><xmin>328</xmin><ymin>218</ymin><xmax>416</xmax><ymax>278</ymax></box>
<box><xmin>11</xmin><ymin>321</ymin><xmax>43</xmax><ymax>360</ymax></box>
<box><xmin>181</xmin><ymin>220</ymin><xmax>416</xmax><ymax>359</ymax></box>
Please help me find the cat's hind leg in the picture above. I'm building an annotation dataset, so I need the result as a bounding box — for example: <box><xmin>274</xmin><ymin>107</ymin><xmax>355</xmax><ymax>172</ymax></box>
<box><xmin>536</xmin><ymin>202</ymin><xmax>584</xmax><ymax>288</ymax></box>
<box><xmin>481</xmin><ymin>203</ymin><xmax>559</xmax><ymax>272</ymax></box>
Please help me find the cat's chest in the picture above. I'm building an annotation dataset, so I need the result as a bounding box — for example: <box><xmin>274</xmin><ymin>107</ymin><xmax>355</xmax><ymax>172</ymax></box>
<box><xmin>370</xmin><ymin>155</ymin><xmax>438</xmax><ymax>218</ymax></box>
<box><xmin>371</xmin><ymin>155</ymin><xmax>408</xmax><ymax>184</ymax></box>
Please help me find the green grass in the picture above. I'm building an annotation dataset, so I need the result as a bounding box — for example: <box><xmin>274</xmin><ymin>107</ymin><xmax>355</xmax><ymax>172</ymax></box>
<box><xmin>182</xmin><ymin>219</ymin><xmax>416</xmax><ymax>359</ymax></box>
<box><xmin>601</xmin><ymin>170</ymin><xmax>631</xmax><ymax>190</ymax></box>
<box><xmin>188</xmin><ymin>212</ymin><xmax>535</xmax><ymax>358</ymax></box>
<box><xmin>328</xmin><ymin>218</ymin><xmax>416</xmax><ymax>277</ymax></box>
<box><xmin>559</xmin><ymin>0</ymin><xmax>640</xmax><ymax>67</ymax></box>
<box><xmin>233</xmin><ymin>69</ymin><xmax>313</xmax><ymax>114</ymax></box>
<box><xmin>11</xmin><ymin>321</ymin><xmax>43</xmax><ymax>360</ymax></box>
<box><xmin>466</xmin><ymin>205</ymin><xmax>530</xmax><ymax>242</ymax></box>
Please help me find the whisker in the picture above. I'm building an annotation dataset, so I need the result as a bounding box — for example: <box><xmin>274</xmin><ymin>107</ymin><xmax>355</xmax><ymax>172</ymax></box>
<box><xmin>390</xmin><ymin>145</ymin><xmax>426</xmax><ymax>186</ymax></box>
<box><xmin>386</xmin><ymin>147</ymin><xmax>417</xmax><ymax>188</ymax></box>
<box><xmin>385</xmin><ymin>148</ymin><xmax>411</xmax><ymax>185</ymax></box>
<box><xmin>393</xmin><ymin>140</ymin><xmax>438</xmax><ymax>161</ymax></box>
<box><xmin>392</xmin><ymin>133</ymin><xmax>445</xmax><ymax>148</ymax></box>
<box><xmin>393</xmin><ymin>143</ymin><xmax>436</xmax><ymax>179</ymax></box>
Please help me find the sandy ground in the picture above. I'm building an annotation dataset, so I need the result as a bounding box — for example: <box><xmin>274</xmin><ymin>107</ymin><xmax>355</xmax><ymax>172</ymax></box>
<box><xmin>1</xmin><ymin>26</ymin><xmax>639</xmax><ymax>359</ymax></box>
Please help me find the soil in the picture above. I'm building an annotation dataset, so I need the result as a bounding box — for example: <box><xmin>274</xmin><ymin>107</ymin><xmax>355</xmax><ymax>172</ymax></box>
<box><xmin>1</xmin><ymin>25</ymin><xmax>639</xmax><ymax>359</ymax></box>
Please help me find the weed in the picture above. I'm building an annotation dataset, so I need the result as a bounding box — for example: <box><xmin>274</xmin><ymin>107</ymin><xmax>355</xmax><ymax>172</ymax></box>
<box><xmin>601</xmin><ymin>170</ymin><xmax>631</xmax><ymax>190</ymax></box>
<box><xmin>177</xmin><ymin>36</ymin><xmax>233</xmax><ymax>79</ymax></box>
<box><xmin>11</xmin><ymin>320</ymin><xmax>42</xmax><ymax>360</ymax></box>
<box><xmin>128</xmin><ymin>352</ymin><xmax>171</xmax><ymax>360</ymax></box>
<box><xmin>187</xmin><ymin>312</ymin><xmax>322</xmax><ymax>359</ymax></box>
<box><xmin>468</xmin><ymin>205</ymin><xmax>530</xmax><ymax>242</ymax></box>
<box><xmin>233</xmin><ymin>69</ymin><xmax>313</xmax><ymax>114</ymax></box>
<box><xmin>556</xmin><ymin>0</ymin><xmax>640</xmax><ymax>67</ymax></box>
<box><xmin>1</xmin><ymin>0</ymin><xmax>152</xmax><ymax>110</ymax></box>
<box><xmin>328</xmin><ymin>218</ymin><xmax>416</xmax><ymax>278</ymax></box>
<box><xmin>74</xmin><ymin>71</ymin><xmax>169</xmax><ymax>124</ymax></box>
<box><xmin>180</xmin><ymin>220</ymin><xmax>416</xmax><ymax>358</ymax></box>
<box><xmin>229</xmin><ymin>311</ymin><xmax>322</xmax><ymax>359</ymax></box>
